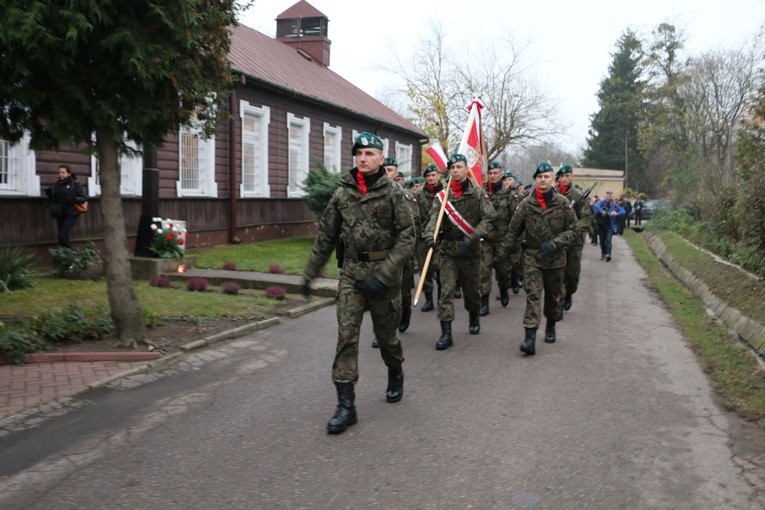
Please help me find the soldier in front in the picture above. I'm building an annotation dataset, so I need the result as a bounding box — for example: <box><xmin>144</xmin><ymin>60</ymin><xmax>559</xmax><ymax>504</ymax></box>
<box><xmin>301</xmin><ymin>132</ymin><xmax>415</xmax><ymax>434</ymax></box>
<box><xmin>502</xmin><ymin>162</ymin><xmax>576</xmax><ymax>356</ymax></box>
<box><xmin>422</xmin><ymin>153</ymin><xmax>497</xmax><ymax>350</ymax></box>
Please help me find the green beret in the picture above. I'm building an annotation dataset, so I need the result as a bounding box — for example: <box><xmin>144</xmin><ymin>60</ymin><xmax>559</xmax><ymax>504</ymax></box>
<box><xmin>556</xmin><ymin>164</ymin><xmax>573</xmax><ymax>178</ymax></box>
<box><xmin>502</xmin><ymin>170</ymin><xmax>514</xmax><ymax>179</ymax></box>
<box><xmin>447</xmin><ymin>153</ymin><xmax>468</xmax><ymax>168</ymax></box>
<box><xmin>352</xmin><ymin>131</ymin><xmax>384</xmax><ymax>156</ymax></box>
<box><xmin>384</xmin><ymin>157</ymin><xmax>398</xmax><ymax>167</ymax></box>
<box><xmin>397</xmin><ymin>171</ymin><xmax>407</xmax><ymax>178</ymax></box>
<box><xmin>488</xmin><ymin>161</ymin><xmax>502</xmax><ymax>170</ymax></box>
<box><xmin>405</xmin><ymin>179</ymin><xmax>415</xmax><ymax>188</ymax></box>
<box><xmin>524</xmin><ymin>183</ymin><xmax>533</xmax><ymax>189</ymax></box>
<box><xmin>533</xmin><ymin>161</ymin><xmax>553</xmax><ymax>177</ymax></box>
<box><xmin>423</xmin><ymin>164</ymin><xmax>439</xmax><ymax>175</ymax></box>
<box><xmin>413</xmin><ymin>177</ymin><xmax>425</xmax><ymax>184</ymax></box>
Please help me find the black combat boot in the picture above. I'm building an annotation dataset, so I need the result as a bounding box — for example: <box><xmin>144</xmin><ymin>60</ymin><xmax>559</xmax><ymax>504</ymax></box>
<box><xmin>479</xmin><ymin>294</ymin><xmax>490</xmax><ymax>316</ymax></box>
<box><xmin>436</xmin><ymin>321</ymin><xmax>453</xmax><ymax>350</ymax></box>
<box><xmin>469</xmin><ymin>312</ymin><xmax>480</xmax><ymax>334</ymax></box>
<box><xmin>520</xmin><ymin>328</ymin><xmax>536</xmax><ymax>355</ymax></box>
<box><xmin>398</xmin><ymin>306</ymin><xmax>412</xmax><ymax>332</ymax></box>
<box><xmin>511</xmin><ymin>277</ymin><xmax>521</xmax><ymax>294</ymax></box>
<box><xmin>385</xmin><ymin>367</ymin><xmax>404</xmax><ymax>403</ymax></box>
<box><xmin>544</xmin><ymin>320</ymin><xmax>556</xmax><ymax>343</ymax></box>
<box><xmin>454</xmin><ymin>287</ymin><xmax>462</xmax><ymax>299</ymax></box>
<box><xmin>371</xmin><ymin>338</ymin><xmax>379</xmax><ymax>348</ymax></box>
<box><xmin>327</xmin><ymin>383</ymin><xmax>358</xmax><ymax>434</ymax></box>
<box><xmin>563</xmin><ymin>292</ymin><xmax>572</xmax><ymax>311</ymax></box>
<box><xmin>421</xmin><ymin>291</ymin><xmax>434</xmax><ymax>312</ymax></box>
<box><xmin>500</xmin><ymin>288</ymin><xmax>510</xmax><ymax>307</ymax></box>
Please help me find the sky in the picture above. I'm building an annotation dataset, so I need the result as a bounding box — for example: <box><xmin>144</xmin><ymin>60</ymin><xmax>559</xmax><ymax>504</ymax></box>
<box><xmin>239</xmin><ymin>0</ymin><xmax>764</xmax><ymax>155</ymax></box>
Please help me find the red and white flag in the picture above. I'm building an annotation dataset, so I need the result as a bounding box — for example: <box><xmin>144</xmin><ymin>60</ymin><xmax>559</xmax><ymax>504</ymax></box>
<box><xmin>425</xmin><ymin>139</ymin><xmax>448</xmax><ymax>171</ymax></box>
<box><xmin>458</xmin><ymin>98</ymin><xmax>486</xmax><ymax>187</ymax></box>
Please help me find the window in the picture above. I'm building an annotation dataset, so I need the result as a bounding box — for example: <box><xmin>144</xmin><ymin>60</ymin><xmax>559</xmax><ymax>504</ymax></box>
<box><xmin>177</xmin><ymin>125</ymin><xmax>217</xmax><ymax>197</ymax></box>
<box><xmin>287</xmin><ymin>113</ymin><xmax>310</xmax><ymax>198</ymax></box>
<box><xmin>323</xmin><ymin>123</ymin><xmax>342</xmax><ymax>172</ymax></box>
<box><xmin>382</xmin><ymin>138</ymin><xmax>390</xmax><ymax>158</ymax></box>
<box><xmin>240</xmin><ymin>100</ymin><xmax>270</xmax><ymax>198</ymax></box>
<box><xmin>395</xmin><ymin>142</ymin><xmax>414</xmax><ymax>177</ymax></box>
<box><xmin>89</xmin><ymin>140</ymin><xmax>143</xmax><ymax>196</ymax></box>
<box><xmin>0</xmin><ymin>133</ymin><xmax>39</xmax><ymax>196</ymax></box>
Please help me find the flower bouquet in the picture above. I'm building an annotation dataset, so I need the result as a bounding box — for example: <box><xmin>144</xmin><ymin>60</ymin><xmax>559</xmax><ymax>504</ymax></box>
<box><xmin>149</xmin><ymin>218</ymin><xmax>188</xmax><ymax>259</ymax></box>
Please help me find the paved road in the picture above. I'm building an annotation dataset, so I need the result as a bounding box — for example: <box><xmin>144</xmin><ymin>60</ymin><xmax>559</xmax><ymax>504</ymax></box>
<box><xmin>1</xmin><ymin>236</ymin><xmax>763</xmax><ymax>509</ymax></box>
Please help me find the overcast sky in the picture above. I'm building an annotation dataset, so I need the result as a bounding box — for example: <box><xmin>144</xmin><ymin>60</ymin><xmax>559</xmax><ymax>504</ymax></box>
<box><xmin>239</xmin><ymin>0</ymin><xmax>764</xmax><ymax>156</ymax></box>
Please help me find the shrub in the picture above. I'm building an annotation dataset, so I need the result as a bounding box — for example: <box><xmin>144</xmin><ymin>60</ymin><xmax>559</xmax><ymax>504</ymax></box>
<box><xmin>222</xmin><ymin>262</ymin><xmax>237</xmax><ymax>271</ymax></box>
<box><xmin>143</xmin><ymin>308</ymin><xmax>165</xmax><ymax>328</ymax></box>
<box><xmin>0</xmin><ymin>322</ymin><xmax>47</xmax><ymax>365</ymax></box>
<box><xmin>221</xmin><ymin>281</ymin><xmax>241</xmax><ymax>295</ymax></box>
<box><xmin>268</xmin><ymin>264</ymin><xmax>285</xmax><ymax>274</ymax></box>
<box><xmin>29</xmin><ymin>303</ymin><xmax>113</xmax><ymax>343</ymax></box>
<box><xmin>264</xmin><ymin>285</ymin><xmax>286</xmax><ymax>299</ymax></box>
<box><xmin>0</xmin><ymin>246</ymin><xmax>35</xmax><ymax>292</ymax></box>
<box><xmin>149</xmin><ymin>275</ymin><xmax>172</xmax><ymax>288</ymax></box>
<box><xmin>50</xmin><ymin>242</ymin><xmax>102</xmax><ymax>278</ymax></box>
<box><xmin>186</xmin><ymin>277</ymin><xmax>208</xmax><ymax>292</ymax></box>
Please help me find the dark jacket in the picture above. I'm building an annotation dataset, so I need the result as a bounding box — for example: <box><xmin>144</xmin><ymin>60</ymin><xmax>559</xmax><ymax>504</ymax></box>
<box><xmin>46</xmin><ymin>176</ymin><xmax>88</xmax><ymax>217</ymax></box>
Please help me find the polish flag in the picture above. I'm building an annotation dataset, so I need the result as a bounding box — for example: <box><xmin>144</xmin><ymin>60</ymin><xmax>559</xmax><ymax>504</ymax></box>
<box><xmin>425</xmin><ymin>139</ymin><xmax>448</xmax><ymax>171</ymax></box>
<box><xmin>458</xmin><ymin>98</ymin><xmax>486</xmax><ymax>187</ymax></box>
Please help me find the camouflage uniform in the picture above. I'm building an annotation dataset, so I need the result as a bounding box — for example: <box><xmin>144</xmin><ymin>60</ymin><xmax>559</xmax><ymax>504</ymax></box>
<box><xmin>423</xmin><ymin>180</ymin><xmax>497</xmax><ymax>324</ymax></box>
<box><xmin>414</xmin><ymin>180</ymin><xmax>443</xmax><ymax>296</ymax></box>
<box><xmin>503</xmin><ymin>190</ymin><xmax>577</xmax><ymax>329</ymax></box>
<box><xmin>559</xmin><ymin>184</ymin><xmax>593</xmax><ymax>302</ymax></box>
<box><xmin>399</xmin><ymin>185</ymin><xmax>421</xmax><ymax>328</ymax></box>
<box><xmin>480</xmin><ymin>181</ymin><xmax>513</xmax><ymax>302</ymax></box>
<box><xmin>303</xmin><ymin>168</ymin><xmax>415</xmax><ymax>384</ymax></box>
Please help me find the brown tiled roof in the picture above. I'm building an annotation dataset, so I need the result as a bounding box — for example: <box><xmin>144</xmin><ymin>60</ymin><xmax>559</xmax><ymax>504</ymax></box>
<box><xmin>276</xmin><ymin>0</ymin><xmax>325</xmax><ymax>20</ymax></box>
<box><xmin>229</xmin><ymin>23</ymin><xmax>426</xmax><ymax>138</ymax></box>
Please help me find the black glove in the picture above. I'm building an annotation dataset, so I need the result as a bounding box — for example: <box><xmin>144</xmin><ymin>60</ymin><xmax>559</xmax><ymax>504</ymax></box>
<box><xmin>540</xmin><ymin>240</ymin><xmax>556</xmax><ymax>254</ymax></box>
<box><xmin>457</xmin><ymin>238</ymin><xmax>473</xmax><ymax>257</ymax></box>
<box><xmin>300</xmin><ymin>277</ymin><xmax>312</xmax><ymax>298</ymax></box>
<box><xmin>425</xmin><ymin>238</ymin><xmax>435</xmax><ymax>250</ymax></box>
<box><xmin>363</xmin><ymin>275</ymin><xmax>388</xmax><ymax>299</ymax></box>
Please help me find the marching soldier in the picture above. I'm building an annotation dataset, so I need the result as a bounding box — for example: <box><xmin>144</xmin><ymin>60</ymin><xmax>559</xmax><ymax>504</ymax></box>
<box><xmin>479</xmin><ymin>161</ymin><xmax>513</xmax><ymax>316</ymax></box>
<box><xmin>502</xmin><ymin>170</ymin><xmax>524</xmax><ymax>294</ymax></box>
<box><xmin>422</xmin><ymin>154</ymin><xmax>497</xmax><ymax>350</ymax></box>
<box><xmin>414</xmin><ymin>164</ymin><xmax>443</xmax><ymax>312</ymax></box>
<box><xmin>502</xmin><ymin>162</ymin><xmax>576</xmax><ymax>356</ymax></box>
<box><xmin>301</xmin><ymin>132</ymin><xmax>415</xmax><ymax>434</ymax></box>
<box><xmin>555</xmin><ymin>164</ymin><xmax>593</xmax><ymax>314</ymax></box>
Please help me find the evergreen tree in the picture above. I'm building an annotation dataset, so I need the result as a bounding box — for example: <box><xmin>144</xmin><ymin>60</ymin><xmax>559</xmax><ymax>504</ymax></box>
<box><xmin>582</xmin><ymin>31</ymin><xmax>646</xmax><ymax>189</ymax></box>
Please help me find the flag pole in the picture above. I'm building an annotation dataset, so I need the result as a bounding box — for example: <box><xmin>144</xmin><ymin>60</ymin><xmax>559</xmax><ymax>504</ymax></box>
<box><xmin>414</xmin><ymin>177</ymin><xmax>451</xmax><ymax>306</ymax></box>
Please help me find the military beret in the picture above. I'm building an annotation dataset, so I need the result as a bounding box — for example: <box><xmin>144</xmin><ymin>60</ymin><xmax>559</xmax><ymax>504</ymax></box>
<box><xmin>384</xmin><ymin>157</ymin><xmax>398</xmax><ymax>167</ymax></box>
<box><xmin>352</xmin><ymin>131</ymin><xmax>384</xmax><ymax>155</ymax></box>
<box><xmin>533</xmin><ymin>161</ymin><xmax>554</xmax><ymax>177</ymax></box>
<box><xmin>447</xmin><ymin>153</ymin><xmax>468</xmax><ymax>167</ymax></box>
<box><xmin>524</xmin><ymin>183</ymin><xmax>533</xmax><ymax>189</ymax></box>
<box><xmin>488</xmin><ymin>161</ymin><xmax>502</xmax><ymax>170</ymax></box>
<box><xmin>397</xmin><ymin>171</ymin><xmax>407</xmax><ymax>178</ymax></box>
<box><xmin>423</xmin><ymin>164</ymin><xmax>439</xmax><ymax>175</ymax></box>
<box><xmin>556</xmin><ymin>164</ymin><xmax>573</xmax><ymax>178</ymax></box>
<box><xmin>413</xmin><ymin>177</ymin><xmax>425</xmax><ymax>184</ymax></box>
<box><xmin>502</xmin><ymin>170</ymin><xmax>514</xmax><ymax>179</ymax></box>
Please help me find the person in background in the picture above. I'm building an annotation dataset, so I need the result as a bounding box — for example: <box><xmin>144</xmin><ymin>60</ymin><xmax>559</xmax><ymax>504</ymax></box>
<box><xmin>622</xmin><ymin>196</ymin><xmax>633</xmax><ymax>230</ymax></box>
<box><xmin>301</xmin><ymin>132</ymin><xmax>415</xmax><ymax>435</ymax></box>
<box><xmin>593</xmin><ymin>191</ymin><xmax>625</xmax><ymax>262</ymax></box>
<box><xmin>589</xmin><ymin>195</ymin><xmax>600</xmax><ymax>245</ymax></box>
<box><xmin>414</xmin><ymin>164</ymin><xmax>443</xmax><ymax>312</ymax></box>
<box><xmin>479</xmin><ymin>161</ymin><xmax>513</xmax><ymax>315</ymax></box>
<box><xmin>633</xmin><ymin>194</ymin><xmax>645</xmax><ymax>226</ymax></box>
<box><xmin>45</xmin><ymin>164</ymin><xmax>88</xmax><ymax>248</ymax></box>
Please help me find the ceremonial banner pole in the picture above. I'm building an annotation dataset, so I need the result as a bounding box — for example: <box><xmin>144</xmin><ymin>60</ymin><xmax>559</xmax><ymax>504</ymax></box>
<box><xmin>413</xmin><ymin>177</ymin><xmax>451</xmax><ymax>306</ymax></box>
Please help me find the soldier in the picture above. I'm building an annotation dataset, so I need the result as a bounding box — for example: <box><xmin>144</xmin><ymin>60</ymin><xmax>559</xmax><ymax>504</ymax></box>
<box><xmin>503</xmin><ymin>171</ymin><xmax>524</xmax><ymax>294</ymax></box>
<box><xmin>301</xmin><ymin>132</ymin><xmax>415</xmax><ymax>434</ymax></box>
<box><xmin>414</xmin><ymin>164</ymin><xmax>443</xmax><ymax>312</ymax></box>
<box><xmin>422</xmin><ymin>154</ymin><xmax>497</xmax><ymax>350</ymax></box>
<box><xmin>479</xmin><ymin>161</ymin><xmax>513</xmax><ymax>316</ymax></box>
<box><xmin>555</xmin><ymin>164</ymin><xmax>593</xmax><ymax>314</ymax></box>
<box><xmin>410</xmin><ymin>177</ymin><xmax>424</xmax><ymax>193</ymax></box>
<box><xmin>502</xmin><ymin>161</ymin><xmax>576</xmax><ymax>356</ymax></box>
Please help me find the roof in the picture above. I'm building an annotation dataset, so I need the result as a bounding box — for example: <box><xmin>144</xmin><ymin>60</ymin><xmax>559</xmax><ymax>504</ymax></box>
<box><xmin>229</xmin><ymin>23</ymin><xmax>426</xmax><ymax>138</ymax></box>
<box><xmin>276</xmin><ymin>0</ymin><xmax>326</xmax><ymax>20</ymax></box>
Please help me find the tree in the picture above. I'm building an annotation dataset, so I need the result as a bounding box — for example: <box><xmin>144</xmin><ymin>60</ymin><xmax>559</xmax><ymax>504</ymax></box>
<box><xmin>0</xmin><ymin>1</ymin><xmax>245</xmax><ymax>347</ymax></box>
<box><xmin>582</xmin><ymin>30</ymin><xmax>646</xmax><ymax>189</ymax></box>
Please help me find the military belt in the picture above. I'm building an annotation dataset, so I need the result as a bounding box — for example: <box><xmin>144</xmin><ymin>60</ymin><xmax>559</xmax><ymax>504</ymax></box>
<box><xmin>345</xmin><ymin>249</ymin><xmax>390</xmax><ymax>262</ymax></box>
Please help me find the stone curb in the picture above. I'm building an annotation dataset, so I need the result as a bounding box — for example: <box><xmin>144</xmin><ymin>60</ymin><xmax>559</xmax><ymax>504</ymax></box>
<box><xmin>24</xmin><ymin>352</ymin><xmax>163</xmax><ymax>363</ymax></box>
<box><xmin>180</xmin><ymin>317</ymin><xmax>281</xmax><ymax>351</ymax></box>
<box><xmin>644</xmin><ymin>232</ymin><xmax>765</xmax><ymax>357</ymax></box>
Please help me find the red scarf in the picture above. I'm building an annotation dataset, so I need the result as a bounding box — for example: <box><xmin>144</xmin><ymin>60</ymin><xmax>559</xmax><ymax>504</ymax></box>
<box><xmin>356</xmin><ymin>170</ymin><xmax>367</xmax><ymax>196</ymax></box>
<box><xmin>450</xmin><ymin>178</ymin><xmax>463</xmax><ymax>199</ymax></box>
<box><xmin>559</xmin><ymin>184</ymin><xmax>569</xmax><ymax>195</ymax></box>
<box><xmin>535</xmin><ymin>187</ymin><xmax>548</xmax><ymax>210</ymax></box>
<box><xmin>427</xmin><ymin>183</ymin><xmax>436</xmax><ymax>193</ymax></box>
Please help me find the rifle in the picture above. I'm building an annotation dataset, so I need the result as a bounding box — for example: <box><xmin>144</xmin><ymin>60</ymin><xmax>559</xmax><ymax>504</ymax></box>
<box><xmin>570</xmin><ymin>181</ymin><xmax>597</xmax><ymax>209</ymax></box>
<box><xmin>413</xmin><ymin>177</ymin><xmax>451</xmax><ymax>306</ymax></box>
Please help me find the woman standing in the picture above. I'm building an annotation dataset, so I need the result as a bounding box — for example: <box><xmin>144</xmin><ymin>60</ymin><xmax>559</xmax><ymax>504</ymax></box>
<box><xmin>45</xmin><ymin>165</ymin><xmax>88</xmax><ymax>248</ymax></box>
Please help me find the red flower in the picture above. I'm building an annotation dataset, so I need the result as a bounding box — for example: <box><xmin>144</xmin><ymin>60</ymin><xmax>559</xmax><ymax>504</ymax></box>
<box><xmin>178</xmin><ymin>239</ymin><xmax>185</xmax><ymax>246</ymax></box>
<box><xmin>166</xmin><ymin>234</ymin><xmax>174</xmax><ymax>241</ymax></box>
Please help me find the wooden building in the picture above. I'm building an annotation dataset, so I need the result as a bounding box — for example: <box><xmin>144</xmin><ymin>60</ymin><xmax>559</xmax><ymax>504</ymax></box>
<box><xmin>0</xmin><ymin>0</ymin><xmax>427</xmax><ymax>261</ymax></box>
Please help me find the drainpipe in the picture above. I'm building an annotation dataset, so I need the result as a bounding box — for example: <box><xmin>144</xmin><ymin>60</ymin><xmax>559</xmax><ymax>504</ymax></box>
<box><xmin>229</xmin><ymin>81</ymin><xmax>241</xmax><ymax>244</ymax></box>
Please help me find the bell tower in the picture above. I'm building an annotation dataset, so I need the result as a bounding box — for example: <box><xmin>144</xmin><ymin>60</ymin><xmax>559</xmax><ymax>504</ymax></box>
<box><xmin>276</xmin><ymin>0</ymin><xmax>331</xmax><ymax>67</ymax></box>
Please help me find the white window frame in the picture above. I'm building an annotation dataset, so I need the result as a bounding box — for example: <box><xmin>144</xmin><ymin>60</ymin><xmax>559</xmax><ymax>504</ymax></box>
<box><xmin>382</xmin><ymin>138</ymin><xmax>390</xmax><ymax>158</ymax></box>
<box><xmin>395</xmin><ymin>141</ymin><xmax>414</xmax><ymax>177</ymax></box>
<box><xmin>287</xmin><ymin>113</ymin><xmax>310</xmax><ymax>198</ymax></box>
<box><xmin>89</xmin><ymin>139</ymin><xmax>143</xmax><ymax>196</ymax></box>
<box><xmin>0</xmin><ymin>133</ymin><xmax>39</xmax><ymax>196</ymax></box>
<box><xmin>176</xmin><ymin>125</ymin><xmax>218</xmax><ymax>197</ymax></box>
<box><xmin>322</xmin><ymin>122</ymin><xmax>342</xmax><ymax>173</ymax></box>
<box><xmin>239</xmin><ymin>100</ymin><xmax>271</xmax><ymax>198</ymax></box>
<box><xmin>351</xmin><ymin>129</ymin><xmax>359</xmax><ymax>167</ymax></box>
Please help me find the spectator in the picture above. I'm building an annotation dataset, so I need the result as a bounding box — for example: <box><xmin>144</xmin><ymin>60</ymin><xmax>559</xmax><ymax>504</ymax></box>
<box><xmin>592</xmin><ymin>191</ymin><xmax>625</xmax><ymax>262</ymax></box>
<box><xmin>633</xmin><ymin>196</ymin><xmax>645</xmax><ymax>226</ymax></box>
<box><xmin>45</xmin><ymin>164</ymin><xmax>88</xmax><ymax>248</ymax></box>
